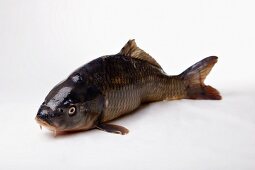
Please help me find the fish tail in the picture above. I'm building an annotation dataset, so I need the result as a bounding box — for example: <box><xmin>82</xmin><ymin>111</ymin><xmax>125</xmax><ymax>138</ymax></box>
<box><xmin>180</xmin><ymin>56</ymin><xmax>222</xmax><ymax>100</ymax></box>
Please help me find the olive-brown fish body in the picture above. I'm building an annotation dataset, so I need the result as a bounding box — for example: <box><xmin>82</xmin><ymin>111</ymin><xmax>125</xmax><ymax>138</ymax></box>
<box><xmin>36</xmin><ymin>40</ymin><xmax>221</xmax><ymax>135</ymax></box>
<box><xmin>99</xmin><ymin>55</ymin><xmax>185</xmax><ymax>122</ymax></box>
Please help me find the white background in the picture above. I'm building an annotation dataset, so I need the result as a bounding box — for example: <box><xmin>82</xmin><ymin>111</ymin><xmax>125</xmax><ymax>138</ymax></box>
<box><xmin>0</xmin><ymin>0</ymin><xmax>255</xmax><ymax>169</ymax></box>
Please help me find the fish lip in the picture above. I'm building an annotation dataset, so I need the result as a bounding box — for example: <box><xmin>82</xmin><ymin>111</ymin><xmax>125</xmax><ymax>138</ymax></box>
<box><xmin>35</xmin><ymin>116</ymin><xmax>57</xmax><ymax>131</ymax></box>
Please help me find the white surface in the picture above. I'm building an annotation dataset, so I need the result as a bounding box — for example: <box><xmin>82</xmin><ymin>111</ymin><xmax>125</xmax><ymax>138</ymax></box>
<box><xmin>0</xmin><ymin>0</ymin><xmax>255</xmax><ymax>169</ymax></box>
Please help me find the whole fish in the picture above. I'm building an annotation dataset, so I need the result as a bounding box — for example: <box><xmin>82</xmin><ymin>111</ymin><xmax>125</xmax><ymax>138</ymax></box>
<box><xmin>35</xmin><ymin>40</ymin><xmax>222</xmax><ymax>135</ymax></box>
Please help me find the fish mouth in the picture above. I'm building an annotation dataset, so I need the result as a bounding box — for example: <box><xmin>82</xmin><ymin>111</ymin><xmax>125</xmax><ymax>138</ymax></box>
<box><xmin>35</xmin><ymin>116</ymin><xmax>57</xmax><ymax>132</ymax></box>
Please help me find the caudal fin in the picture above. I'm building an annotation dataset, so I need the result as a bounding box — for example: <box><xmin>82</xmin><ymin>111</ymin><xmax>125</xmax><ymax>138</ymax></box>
<box><xmin>180</xmin><ymin>56</ymin><xmax>222</xmax><ymax>100</ymax></box>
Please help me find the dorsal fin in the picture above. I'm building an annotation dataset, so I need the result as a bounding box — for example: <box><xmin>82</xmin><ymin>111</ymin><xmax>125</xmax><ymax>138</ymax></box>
<box><xmin>119</xmin><ymin>39</ymin><xmax>162</xmax><ymax>69</ymax></box>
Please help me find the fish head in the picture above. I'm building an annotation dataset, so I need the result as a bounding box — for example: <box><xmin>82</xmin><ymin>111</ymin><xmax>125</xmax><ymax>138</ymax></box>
<box><xmin>35</xmin><ymin>73</ymin><xmax>103</xmax><ymax>132</ymax></box>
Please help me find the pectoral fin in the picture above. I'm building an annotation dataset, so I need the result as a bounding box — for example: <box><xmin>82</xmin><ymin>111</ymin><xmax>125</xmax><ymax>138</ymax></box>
<box><xmin>96</xmin><ymin>123</ymin><xmax>129</xmax><ymax>135</ymax></box>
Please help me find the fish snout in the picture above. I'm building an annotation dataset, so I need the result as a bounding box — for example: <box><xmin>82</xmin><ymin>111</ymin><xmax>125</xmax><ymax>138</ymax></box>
<box><xmin>36</xmin><ymin>106</ymin><xmax>58</xmax><ymax>130</ymax></box>
<box><xmin>36</xmin><ymin>105</ymin><xmax>54</xmax><ymax>121</ymax></box>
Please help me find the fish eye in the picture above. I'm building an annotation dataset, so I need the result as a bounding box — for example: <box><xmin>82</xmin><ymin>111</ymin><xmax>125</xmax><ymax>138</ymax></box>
<box><xmin>68</xmin><ymin>106</ymin><xmax>76</xmax><ymax>116</ymax></box>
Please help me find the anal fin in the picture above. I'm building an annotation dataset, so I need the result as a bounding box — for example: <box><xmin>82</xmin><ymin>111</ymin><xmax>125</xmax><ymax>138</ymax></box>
<box><xmin>96</xmin><ymin>123</ymin><xmax>129</xmax><ymax>135</ymax></box>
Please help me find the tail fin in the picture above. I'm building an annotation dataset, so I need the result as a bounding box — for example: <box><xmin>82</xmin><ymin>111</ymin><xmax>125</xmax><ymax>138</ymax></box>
<box><xmin>180</xmin><ymin>56</ymin><xmax>222</xmax><ymax>100</ymax></box>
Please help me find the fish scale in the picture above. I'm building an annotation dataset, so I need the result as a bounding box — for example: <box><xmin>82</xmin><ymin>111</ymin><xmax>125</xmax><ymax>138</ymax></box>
<box><xmin>102</xmin><ymin>56</ymin><xmax>171</xmax><ymax>121</ymax></box>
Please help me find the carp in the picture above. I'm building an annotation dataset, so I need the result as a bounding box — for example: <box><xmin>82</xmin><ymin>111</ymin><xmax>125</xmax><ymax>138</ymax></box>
<box><xmin>35</xmin><ymin>40</ymin><xmax>221</xmax><ymax>135</ymax></box>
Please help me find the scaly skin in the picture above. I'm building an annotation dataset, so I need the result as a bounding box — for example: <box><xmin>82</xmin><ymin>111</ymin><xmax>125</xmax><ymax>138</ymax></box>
<box><xmin>36</xmin><ymin>40</ymin><xmax>220</xmax><ymax>135</ymax></box>
<box><xmin>85</xmin><ymin>55</ymin><xmax>186</xmax><ymax>122</ymax></box>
